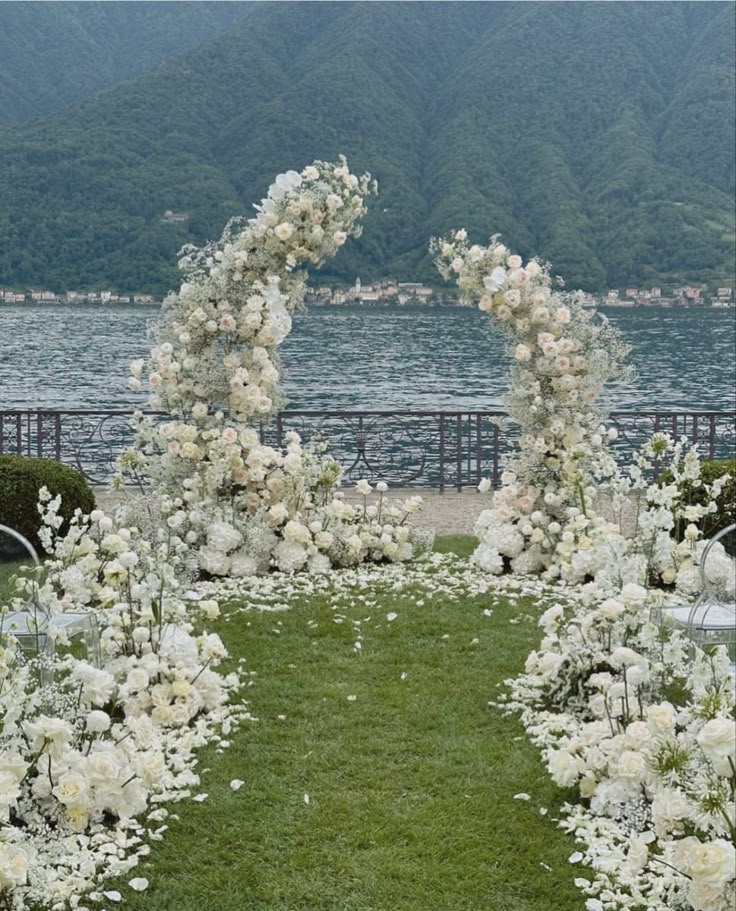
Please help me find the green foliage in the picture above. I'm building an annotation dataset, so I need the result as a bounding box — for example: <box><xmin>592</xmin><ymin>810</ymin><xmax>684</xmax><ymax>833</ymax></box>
<box><xmin>661</xmin><ymin>458</ymin><xmax>736</xmax><ymax>552</ymax></box>
<box><xmin>0</xmin><ymin>2</ymin><xmax>732</xmax><ymax>294</ymax></box>
<box><xmin>0</xmin><ymin>2</ymin><xmax>248</xmax><ymax>123</ymax></box>
<box><xmin>698</xmin><ymin>459</ymin><xmax>736</xmax><ymax>541</ymax></box>
<box><xmin>0</xmin><ymin>455</ymin><xmax>95</xmax><ymax>554</ymax></box>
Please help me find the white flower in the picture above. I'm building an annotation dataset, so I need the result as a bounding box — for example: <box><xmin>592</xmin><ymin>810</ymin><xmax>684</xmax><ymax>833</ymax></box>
<box><xmin>274</xmin><ymin>222</ymin><xmax>294</xmax><ymax>240</ymax></box>
<box><xmin>483</xmin><ymin>267</ymin><xmax>506</xmax><ymax>293</ymax></box>
<box><xmin>673</xmin><ymin>837</ymin><xmax>736</xmax><ymax>894</ymax></box>
<box><xmin>355</xmin><ymin>479</ymin><xmax>372</xmax><ymax>496</ymax></box>
<box><xmin>86</xmin><ymin>710</ymin><xmax>111</xmax><ymax>733</ymax></box>
<box><xmin>52</xmin><ymin>772</ymin><xmax>88</xmax><ymax>807</ymax></box>
<box><xmin>697</xmin><ymin>716</ymin><xmax>736</xmax><ymax>775</ymax></box>
<box><xmin>0</xmin><ymin>842</ymin><xmax>30</xmax><ymax>889</ymax></box>
<box><xmin>126</xmin><ymin>667</ymin><xmax>150</xmax><ymax>692</ymax></box>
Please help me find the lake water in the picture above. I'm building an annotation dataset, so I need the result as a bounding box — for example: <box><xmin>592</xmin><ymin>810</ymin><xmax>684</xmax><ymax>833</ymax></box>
<box><xmin>0</xmin><ymin>303</ymin><xmax>734</xmax><ymax>413</ymax></box>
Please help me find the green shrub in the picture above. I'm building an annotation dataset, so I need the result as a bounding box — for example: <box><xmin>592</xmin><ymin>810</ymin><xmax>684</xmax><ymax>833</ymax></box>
<box><xmin>697</xmin><ymin>459</ymin><xmax>736</xmax><ymax>539</ymax></box>
<box><xmin>696</xmin><ymin>459</ymin><xmax>736</xmax><ymax>554</ymax></box>
<box><xmin>0</xmin><ymin>455</ymin><xmax>95</xmax><ymax>555</ymax></box>
<box><xmin>661</xmin><ymin>458</ymin><xmax>736</xmax><ymax>552</ymax></box>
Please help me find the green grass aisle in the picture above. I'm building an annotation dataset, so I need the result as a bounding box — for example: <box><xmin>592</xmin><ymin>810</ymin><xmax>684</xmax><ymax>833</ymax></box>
<box><xmin>105</xmin><ymin>539</ymin><xmax>585</xmax><ymax>910</ymax></box>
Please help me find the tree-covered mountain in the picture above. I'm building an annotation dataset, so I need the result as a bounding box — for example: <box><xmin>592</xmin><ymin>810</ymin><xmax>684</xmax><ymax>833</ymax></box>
<box><xmin>0</xmin><ymin>1</ymin><xmax>733</xmax><ymax>294</ymax></box>
<box><xmin>0</xmin><ymin>1</ymin><xmax>249</xmax><ymax>123</ymax></box>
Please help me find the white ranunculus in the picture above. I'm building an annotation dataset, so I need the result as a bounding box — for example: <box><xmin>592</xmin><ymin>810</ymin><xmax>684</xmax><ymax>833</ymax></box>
<box><xmin>86</xmin><ymin>710</ymin><xmax>111</xmax><ymax>733</ymax></box>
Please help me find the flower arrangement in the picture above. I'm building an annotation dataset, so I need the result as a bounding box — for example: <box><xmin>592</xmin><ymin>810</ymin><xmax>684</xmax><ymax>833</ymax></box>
<box><xmin>432</xmin><ymin>230</ymin><xmax>630</xmax><ymax>581</ymax></box>
<box><xmin>503</xmin><ymin>580</ymin><xmax>735</xmax><ymax>911</ymax></box>
<box><xmin>121</xmin><ymin>158</ymin><xmax>425</xmax><ymax>575</ymax></box>
<box><xmin>435</xmin><ymin>230</ymin><xmax>734</xmax><ymax>910</ymax></box>
<box><xmin>0</xmin><ymin>491</ymin><xmax>246</xmax><ymax>907</ymax></box>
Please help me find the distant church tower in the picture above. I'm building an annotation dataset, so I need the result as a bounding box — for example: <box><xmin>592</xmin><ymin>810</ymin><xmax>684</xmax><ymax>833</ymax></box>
<box><xmin>355</xmin><ymin>277</ymin><xmax>361</xmax><ymax>293</ymax></box>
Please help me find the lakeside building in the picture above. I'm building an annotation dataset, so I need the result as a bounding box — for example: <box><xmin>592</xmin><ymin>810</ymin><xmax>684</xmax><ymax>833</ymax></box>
<box><xmin>1</xmin><ymin>280</ymin><xmax>734</xmax><ymax>309</ymax></box>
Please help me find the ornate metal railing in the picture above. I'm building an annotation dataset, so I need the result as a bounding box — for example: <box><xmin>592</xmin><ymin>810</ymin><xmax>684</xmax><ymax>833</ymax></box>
<box><xmin>1</xmin><ymin>409</ymin><xmax>734</xmax><ymax>489</ymax></box>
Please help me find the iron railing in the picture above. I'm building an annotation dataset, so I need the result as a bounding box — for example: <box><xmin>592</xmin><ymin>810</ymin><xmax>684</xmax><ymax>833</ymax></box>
<box><xmin>0</xmin><ymin>409</ymin><xmax>734</xmax><ymax>490</ymax></box>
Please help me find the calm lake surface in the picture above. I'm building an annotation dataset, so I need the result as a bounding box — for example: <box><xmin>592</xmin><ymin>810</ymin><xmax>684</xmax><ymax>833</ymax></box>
<box><xmin>0</xmin><ymin>303</ymin><xmax>734</xmax><ymax>412</ymax></box>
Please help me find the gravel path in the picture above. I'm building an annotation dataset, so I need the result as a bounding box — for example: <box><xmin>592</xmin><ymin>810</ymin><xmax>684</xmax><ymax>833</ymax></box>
<box><xmin>94</xmin><ymin>487</ymin><xmax>489</xmax><ymax>537</ymax></box>
<box><xmin>342</xmin><ymin>488</ymin><xmax>487</xmax><ymax>536</ymax></box>
<box><xmin>94</xmin><ymin>486</ymin><xmax>635</xmax><ymax>539</ymax></box>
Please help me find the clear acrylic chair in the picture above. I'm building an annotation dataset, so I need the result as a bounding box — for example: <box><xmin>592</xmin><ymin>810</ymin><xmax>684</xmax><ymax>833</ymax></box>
<box><xmin>657</xmin><ymin>524</ymin><xmax>736</xmax><ymax>669</ymax></box>
<box><xmin>0</xmin><ymin>523</ymin><xmax>101</xmax><ymax>666</ymax></box>
<box><xmin>684</xmin><ymin>523</ymin><xmax>736</xmax><ymax>663</ymax></box>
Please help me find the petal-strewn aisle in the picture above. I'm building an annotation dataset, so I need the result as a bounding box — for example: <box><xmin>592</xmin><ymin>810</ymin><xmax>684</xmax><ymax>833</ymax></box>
<box><xmin>113</xmin><ymin>541</ymin><xmax>585</xmax><ymax>911</ymax></box>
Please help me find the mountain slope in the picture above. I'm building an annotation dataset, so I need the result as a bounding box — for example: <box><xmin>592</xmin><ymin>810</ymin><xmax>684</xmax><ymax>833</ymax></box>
<box><xmin>0</xmin><ymin>1</ymin><xmax>732</xmax><ymax>293</ymax></box>
<box><xmin>0</xmin><ymin>1</ymin><xmax>249</xmax><ymax>123</ymax></box>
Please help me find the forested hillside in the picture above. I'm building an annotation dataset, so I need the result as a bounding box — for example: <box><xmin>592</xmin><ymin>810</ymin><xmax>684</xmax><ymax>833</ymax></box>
<box><xmin>0</xmin><ymin>1</ymin><xmax>249</xmax><ymax>122</ymax></box>
<box><xmin>0</xmin><ymin>1</ymin><xmax>733</xmax><ymax>293</ymax></box>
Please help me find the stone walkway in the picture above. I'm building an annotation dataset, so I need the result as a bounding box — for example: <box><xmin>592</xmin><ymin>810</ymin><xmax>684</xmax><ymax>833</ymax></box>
<box><xmin>342</xmin><ymin>488</ymin><xmax>487</xmax><ymax>536</ymax></box>
<box><xmin>94</xmin><ymin>487</ymin><xmax>488</xmax><ymax>537</ymax></box>
<box><xmin>94</xmin><ymin>485</ymin><xmax>636</xmax><ymax>539</ymax></box>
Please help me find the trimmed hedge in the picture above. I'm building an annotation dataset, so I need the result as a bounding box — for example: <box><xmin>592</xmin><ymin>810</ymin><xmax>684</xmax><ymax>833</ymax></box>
<box><xmin>0</xmin><ymin>455</ymin><xmax>95</xmax><ymax>555</ymax></box>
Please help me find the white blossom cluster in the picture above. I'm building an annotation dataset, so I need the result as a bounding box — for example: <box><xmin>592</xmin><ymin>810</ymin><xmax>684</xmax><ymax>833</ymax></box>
<box><xmin>432</xmin><ymin>233</ymin><xmax>732</xmax><ymax>601</ymax></box>
<box><xmin>432</xmin><ymin>230</ymin><xmax>630</xmax><ymax>579</ymax></box>
<box><xmin>502</xmin><ymin>581</ymin><xmax>735</xmax><ymax>911</ymax></box>
<box><xmin>120</xmin><ymin>158</ymin><xmax>424</xmax><ymax>574</ymax></box>
<box><xmin>0</xmin><ymin>491</ymin><xmax>248</xmax><ymax>907</ymax></box>
<box><xmin>131</xmin><ymin>157</ymin><xmax>374</xmax><ymax>423</ymax></box>
<box><xmin>119</xmin><ymin>429</ymin><xmax>427</xmax><ymax>577</ymax></box>
<box><xmin>587</xmin><ymin>433</ymin><xmax>734</xmax><ymax>594</ymax></box>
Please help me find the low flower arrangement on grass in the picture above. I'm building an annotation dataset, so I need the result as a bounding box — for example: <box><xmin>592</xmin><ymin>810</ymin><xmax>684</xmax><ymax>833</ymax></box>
<box><xmin>1</xmin><ymin>490</ymin><xmax>247</xmax><ymax>908</ymax></box>
<box><xmin>502</xmin><ymin>579</ymin><xmax>735</xmax><ymax>911</ymax></box>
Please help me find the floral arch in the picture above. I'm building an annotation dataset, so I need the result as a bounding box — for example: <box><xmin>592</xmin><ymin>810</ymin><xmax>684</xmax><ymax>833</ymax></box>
<box><xmin>123</xmin><ymin>156</ymin><xmax>727</xmax><ymax>592</ymax></box>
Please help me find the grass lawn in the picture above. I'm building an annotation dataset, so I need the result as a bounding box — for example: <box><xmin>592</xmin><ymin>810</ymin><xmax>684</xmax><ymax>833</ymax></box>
<box><xmin>105</xmin><ymin>535</ymin><xmax>585</xmax><ymax>911</ymax></box>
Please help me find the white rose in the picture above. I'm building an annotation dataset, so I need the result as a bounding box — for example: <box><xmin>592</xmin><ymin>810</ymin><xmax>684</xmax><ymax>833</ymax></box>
<box><xmin>646</xmin><ymin>702</ymin><xmax>676</xmax><ymax>735</ymax></box>
<box><xmin>53</xmin><ymin>771</ymin><xmax>88</xmax><ymax>807</ymax></box>
<box><xmin>674</xmin><ymin>837</ymin><xmax>736</xmax><ymax>892</ymax></box>
<box><xmin>598</xmin><ymin>598</ymin><xmax>624</xmax><ymax>620</ymax></box>
<box><xmin>697</xmin><ymin>717</ymin><xmax>736</xmax><ymax>774</ymax></box>
<box><xmin>0</xmin><ymin>842</ymin><xmax>30</xmax><ymax>888</ymax></box>
<box><xmin>613</xmin><ymin>750</ymin><xmax>646</xmax><ymax>781</ymax></box>
<box><xmin>274</xmin><ymin>222</ymin><xmax>294</xmax><ymax>240</ymax></box>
